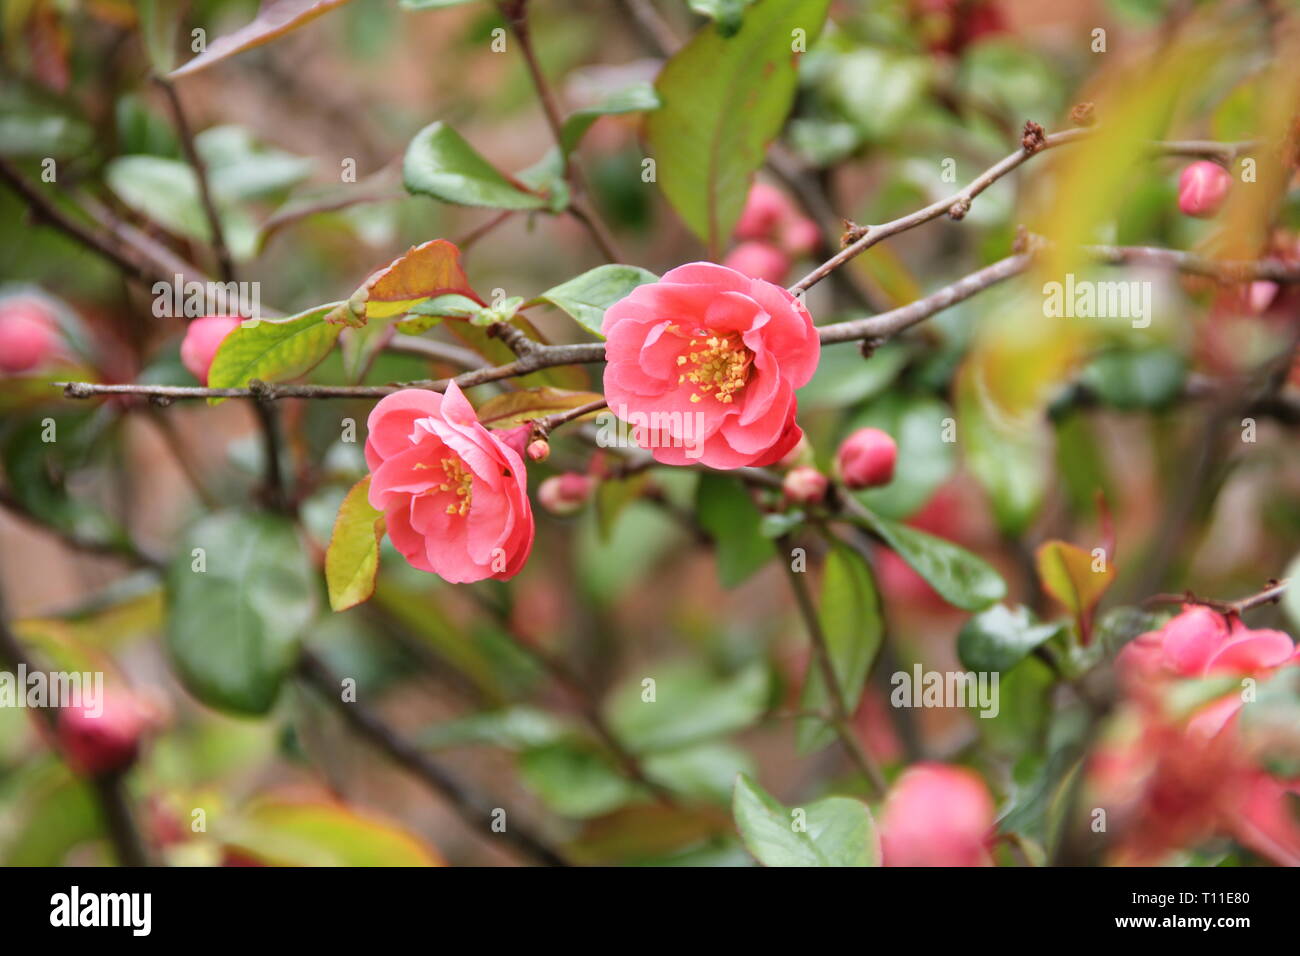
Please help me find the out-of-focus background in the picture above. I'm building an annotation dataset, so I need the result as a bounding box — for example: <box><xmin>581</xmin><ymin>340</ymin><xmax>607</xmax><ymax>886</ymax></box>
<box><xmin>1</xmin><ymin>0</ymin><xmax>1298</xmax><ymax>866</ymax></box>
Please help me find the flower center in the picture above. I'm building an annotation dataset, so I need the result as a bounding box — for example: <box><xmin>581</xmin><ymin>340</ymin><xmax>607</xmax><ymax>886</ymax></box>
<box><xmin>675</xmin><ymin>330</ymin><xmax>752</xmax><ymax>404</ymax></box>
<box><xmin>435</xmin><ymin>455</ymin><xmax>474</xmax><ymax>516</ymax></box>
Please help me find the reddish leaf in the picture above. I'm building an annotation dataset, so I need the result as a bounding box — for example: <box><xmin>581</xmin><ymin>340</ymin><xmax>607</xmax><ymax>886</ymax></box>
<box><xmin>170</xmin><ymin>0</ymin><xmax>355</xmax><ymax>79</ymax></box>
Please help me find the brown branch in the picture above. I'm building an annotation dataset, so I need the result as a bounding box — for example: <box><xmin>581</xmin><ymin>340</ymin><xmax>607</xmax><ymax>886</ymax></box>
<box><xmin>155</xmin><ymin>77</ymin><xmax>236</xmax><ymax>282</ymax></box>
<box><xmin>297</xmin><ymin>650</ymin><xmax>571</xmax><ymax>866</ymax></box>
<box><xmin>1143</xmin><ymin>579</ymin><xmax>1289</xmax><ymax>617</ymax></box>
<box><xmin>777</xmin><ymin>535</ymin><xmax>886</xmax><ymax>798</ymax></box>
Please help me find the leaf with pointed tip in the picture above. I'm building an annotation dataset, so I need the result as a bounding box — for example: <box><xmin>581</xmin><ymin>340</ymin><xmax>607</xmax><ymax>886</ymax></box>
<box><xmin>170</xmin><ymin>0</ymin><xmax>356</xmax><ymax>79</ymax></box>
<box><xmin>732</xmin><ymin>774</ymin><xmax>880</xmax><ymax>867</ymax></box>
<box><xmin>560</xmin><ymin>84</ymin><xmax>662</xmax><ymax>157</ymax></box>
<box><xmin>850</xmin><ymin>505</ymin><xmax>1006</xmax><ymax>611</ymax></box>
<box><xmin>533</xmin><ymin>264</ymin><xmax>658</xmax><ymax>338</ymax></box>
<box><xmin>404</xmin><ymin>121</ymin><xmax>550</xmax><ymax>210</ymax></box>
<box><xmin>645</xmin><ymin>0</ymin><xmax>831</xmax><ymax>252</ymax></box>
<box><xmin>1035</xmin><ymin>539</ymin><xmax>1115</xmax><ymax>618</ymax></box>
<box><xmin>206</xmin><ymin>304</ymin><xmax>342</xmax><ymax>404</ymax></box>
<box><xmin>325</xmin><ymin>477</ymin><xmax>385</xmax><ymax>612</ymax></box>
<box><xmin>958</xmin><ymin>604</ymin><xmax>1063</xmax><ymax>673</ymax></box>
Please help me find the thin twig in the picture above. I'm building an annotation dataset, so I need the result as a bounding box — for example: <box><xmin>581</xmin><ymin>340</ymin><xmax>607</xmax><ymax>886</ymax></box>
<box><xmin>155</xmin><ymin>77</ymin><xmax>236</xmax><ymax>282</ymax></box>
<box><xmin>297</xmin><ymin>650</ymin><xmax>571</xmax><ymax>866</ymax></box>
<box><xmin>777</xmin><ymin>535</ymin><xmax>886</xmax><ymax>798</ymax></box>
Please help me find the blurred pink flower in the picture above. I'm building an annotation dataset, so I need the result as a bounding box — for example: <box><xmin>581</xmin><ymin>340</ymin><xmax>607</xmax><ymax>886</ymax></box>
<box><xmin>602</xmin><ymin>262</ymin><xmax>818</xmax><ymax>469</ymax></box>
<box><xmin>0</xmin><ymin>298</ymin><xmax>60</xmax><ymax>374</ymax></box>
<box><xmin>723</xmin><ymin>241</ymin><xmax>791</xmax><ymax>284</ymax></box>
<box><xmin>56</xmin><ymin>690</ymin><xmax>147</xmax><ymax>776</ymax></box>
<box><xmin>366</xmin><ymin>382</ymin><xmax>533</xmax><ymax>583</ymax></box>
<box><xmin>180</xmin><ymin>315</ymin><xmax>241</xmax><ymax>385</ymax></box>
<box><xmin>880</xmin><ymin>763</ymin><xmax>995</xmax><ymax>866</ymax></box>
<box><xmin>1177</xmin><ymin>161</ymin><xmax>1231</xmax><ymax>217</ymax></box>
<box><xmin>734</xmin><ymin>182</ymin><xmax>793</xmax><ymax>242</ymax></box>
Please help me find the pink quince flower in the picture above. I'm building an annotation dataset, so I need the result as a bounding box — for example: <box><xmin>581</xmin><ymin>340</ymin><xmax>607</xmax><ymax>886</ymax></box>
<box><xmin>734</xmin><ymin>183</ymin><xmax>793</xmax><ymax>242</ymax></box>
<box><xmin>722</xmin><ymin>241</ymin><xmax>791</xmax><ymax>284</ymax></box>
<box><xmin>365</xmin><ymin>382</ymin><xmax>534</xmax><ymax>583</ymax></box>
<box><xmin>602</xmin><ymin>262</ymin><xmax>819</xmax><ymax>469</ymax></box>
<box><xmin>1118</xmin><ymin>604</ymin><xmax>1297</xmax><ymax>737</ymax></box>
<box><xmin>180</xmin><ymin>315</ymin><xmax>242</xmax><ymax>385</ymax></box>
<box><xmin>880</xmin><ymin>763</ymin><xmax>995</xmax><ymax>866</ymax></box>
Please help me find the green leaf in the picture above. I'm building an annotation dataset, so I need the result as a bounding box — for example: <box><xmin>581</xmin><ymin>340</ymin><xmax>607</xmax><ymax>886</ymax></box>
<box><xmin>421</xmin><ymin>707</ymin><xmax>575</xmax><ymax>751</ymax></box>
<box><xmin>797</xmin><ymin>542</ymin><xmax>883</xmax><ymax>753</ymax></box>
<box><xmin>1078</xmin><ymin>348</ymin><xmax>1187</xmax><ymax>411</ymax></box>
<box><xmin>226</xmin><ymin>801</ymin><xmax>442</xmax><ymax>865</ymax></box>
<box><xmin>560</xmin><ymin>84</ymin><xmax>662</xmax><ymax>157</ymax></box>
<box><xmin>533</xmin><ymin>264</ymin><xmax>658</xmax><ymax>338</ymax></box>
<box><xmin>1284</xmin><ymin>553</ymin><xmax>1300</xmax><ymax>633</ymax></box>
<box><xmin>732</xmin><ymin>774</ymin><xmax>880</xmax><ymax>867</ymax></box>
<box><xmin>404</xmin><ymin>121</ymin><xmax>549</xmax><ymax>210</ymax></box>
<box><xmin>800</xmin><ymin>342</ymin><xmax>909</xmax><ymax>410</ymax></box>
<box><xmin>696</xmin><ymin>473</ymin><xmax>775</xmax><ymax>588</ymax></box>
<box><xmin>958</xmin><ymin>604</ymin><xmax>1063</xmax><ymax>673</ymax></box>
<box><xmin>325</xmin><ymin>477</ymin><xmax>384</xmax><ymax>612</ymax></box>
<box><xmin>139</xmin><ymin>0</ymin><xmax>184</xmax><ymax>73</ymax></box>
<box><xmin>605</xmin><ymin>661</ymin><xmax>770</xmax><ymax>753</ymax></box>
<box><xmin>170</xmin><ymin>0</ymin><xmax>356</xmax><ymax>79</ymax></box>
<box><xmin>206</xmin><ymin>303</ymin><xmax>342</xmax><ymax>402</ymax></box>
<box><xmin>851</xmin><ymin>505</ymin><xmax>1006</xmax><ymax>611</ymax></box>
<box><xmin>688</xmin><ymin>0</ymin><xmax>758</xmax><ymax>36</ymax></box>
<box><xmin>645</xmin><ymin>0</ymin><xmax>832</xmax><ymax>252</ymax></box>
<box><xmin>165</xmin><ymin>511</ymin><xmax>316</xmax><ymax>714</ymax></box>
<box><xmin>644</xmin><ymin>741</ymin><xmax>757</xmax><ymax>804</ymax></box>
<box><xmin>518</xmin><ymin>742</ymin><xmax>640</xmax><ymax>818</ymax></box>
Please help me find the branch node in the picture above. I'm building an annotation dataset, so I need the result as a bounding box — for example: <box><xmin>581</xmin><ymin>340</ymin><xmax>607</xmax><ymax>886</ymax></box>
<box><xmin>840</xmin><ymin>219</ymin><xmax>869</xmax><ymax>247</ymax></box>
<box><xmin>1022</xmin><ymin>120</ymin><xmax>1047</xmax><ymax>154</ymax></box>
<box><xmin>947</xmin><ymin>198</ymin><xmax>971</xmax><ymax>221</ymax></box>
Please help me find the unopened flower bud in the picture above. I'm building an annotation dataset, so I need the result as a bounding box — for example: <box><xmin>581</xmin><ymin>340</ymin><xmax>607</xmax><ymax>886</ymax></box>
<box><xmin>526</xmin><ymin>439</ymin><xmax>551</xmax><ymax>461</ymax></box>
<box><xmin>56</xmin><ymin>690</ymin><xmax>146</xmax><ymax>776</ymax></box>
<box><xmin>538</xmin><ymin>473</ymin><xmax>593</xmax><ymax>515</ymax></box>
<box><xmin>1177</xmin><ymin>161</ymin><xmax>1231</xmax><ymax>218</ymax></box>
<box><xmin>0</xmin><ymin>298</ymin><xmax>60</xmax><ymax>374</ymax></box>
<box><xmin>180</xmin><ymin>315</ymin><xmax>242</xmax><ymax>385</ymax></box>
<box><xmin>722</xmin><ymin>241</ymin><xmax>791</xmax><ymax>284</ymax></box>
<box><xmin>837</xmin><ymin>427</ymin><xmax>897</xmax><ymax>490</ymax></box>
<box><xmin>783</xmin><ymin>465</ymin><xmax>828</xmax><ymax>504</ymax></box>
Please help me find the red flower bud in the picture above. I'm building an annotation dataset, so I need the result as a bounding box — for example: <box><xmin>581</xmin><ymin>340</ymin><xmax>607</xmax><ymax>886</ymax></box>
<box><xmin>0</xmin><ymin>298</ymin><xmax>60</xmax><ymax>374</ymax></box>
<box><xmin>782</xmin><ymin>465</ymin><xmax>828</xmax><ymax>504</ymax></box>
<box><xmin>180</xmin><ymin>316</ymin><xmax>242</xmax><ymax>385</ymax></box>
<box><xmin>56</xmin><ymin>691</ymin><xmax>146</xmax><ymax>776</ymax></box>
<box><xmin>526</xmin><ymin>439</ymin><xmax>551</xmax><ymax>462</ymax></box>
<box><xmin>836</xmin><ymin>427</ymin><xmax>898</xmax><ymax>489</ymax></box>
<box><xmin>538</xmin><ymin>473</ymin><xmax>593</xmax><ymax>516</ymax></box>
<box><xmin>1177</xmin><ymin>161</ymin><xmax>1231</xmax><ymax>218</ymax></box>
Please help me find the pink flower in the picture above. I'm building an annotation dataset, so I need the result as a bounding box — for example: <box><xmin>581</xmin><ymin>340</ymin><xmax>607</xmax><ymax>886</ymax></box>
<box><xmin>1119</xmin><ymin>605</ymin><xmax>1297</xmax><ymax>683</ymax></box>
<box><xmin>722</xmin><ymin>241</ymin><xmax>790</xmax><ymax>284</ymax></box>
<box><xmin>0</xmin><ymin>298</ymin><xmax>60</xmax><ymax>374</ymax></box>
<box><xmin>1177</xmin><ymin>161</ymin><xmax>1231</xmax><ymax>218</ymax></box>
<box><xmin>836</xmin><ymin>427</ymin><xmax>898</xmax><ymax>489</ymax></box>
<box><xmin>782</xmin><ymin>465</ymin><xmax>827</xmax><ymax>504</ymax></box>
<box><xmin>602</xmin><ymin>262</ymin><xmax>819</xmax><ymax>469</ymax></box>
<box><xmin>538</xmin><ymin>473</ymin><xmax>593</xmax><ymax>515</ymax></box>
<box><xmin>734</xmin><ymin>183</ymin><xmax>792</xmax><ymax>242</ymax></box>
<box><xmin>180</xmin><ymin>315</ymin><xmax>242</xmax><ymax>385</ymax></box>
<box><xmin>880</xmin><ymin>763</ymin><xmax>995</xmax><ymax>866</ymax></box>
<box><xmin>365</xmin><ymin>382</ymin><xmax>533</xmax><ymax>583</ymax></box>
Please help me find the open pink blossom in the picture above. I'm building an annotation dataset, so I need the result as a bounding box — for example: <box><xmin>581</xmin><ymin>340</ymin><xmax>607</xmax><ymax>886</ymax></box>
<box><xmin>602</xmin><ymin>262</ymin><xmax>819</xmax><ymax>469</ymax></box>
<box><xmin>880</xmin><ymin>763</ymin><xmax>995</xmax><ymax>866</ymax></box>
<box><xmin>365</xmin><ymin>382</ymin><xmax>533</xmax><ymax>583</ymax></box>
